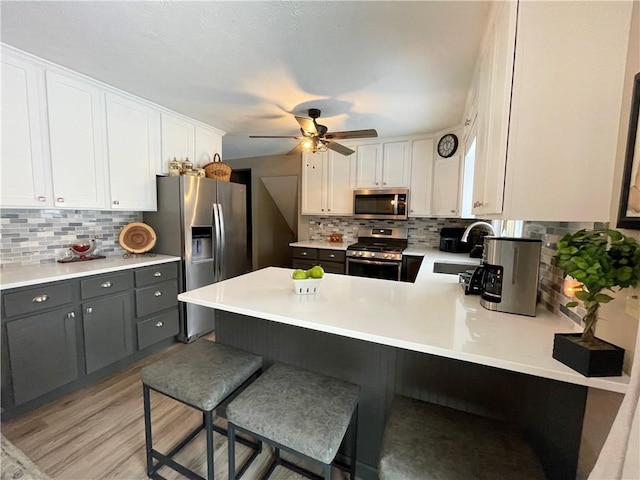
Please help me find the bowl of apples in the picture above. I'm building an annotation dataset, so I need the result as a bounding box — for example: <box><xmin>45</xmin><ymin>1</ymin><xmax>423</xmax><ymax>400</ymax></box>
<box><xmin>291</xmin><ymin>266</ymin><xmax>324</xmax><ymax>295</ymax></box>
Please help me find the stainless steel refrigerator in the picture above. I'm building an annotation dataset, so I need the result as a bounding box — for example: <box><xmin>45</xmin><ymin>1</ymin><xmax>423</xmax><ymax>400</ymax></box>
<box><xmin>143</xmin><ymin>175</ymin><xmax>249</xmax><ymax>342</ymax></box>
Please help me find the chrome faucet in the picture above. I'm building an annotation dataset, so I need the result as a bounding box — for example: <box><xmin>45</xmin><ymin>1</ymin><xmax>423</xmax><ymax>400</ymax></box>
<box><xmin>461</xmin><ymin>221</ymin><xmax>496</xmax><ymax>242</ymax></box>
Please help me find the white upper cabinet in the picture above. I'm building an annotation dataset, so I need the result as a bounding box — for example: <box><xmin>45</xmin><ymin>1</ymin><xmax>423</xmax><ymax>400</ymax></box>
<box><xmin>408</xmin><ymin>139</ymin><xmax>435</xmax><ymax>217</ymax></box>
<box><xmin>356</xmin><ymin>141</ymin><xmax>410</xmax><ymax>188</ymax></box>
<box><xmin>194</xmin><ymin>125</ymin><xmax>223</xmax><ymax>168</ymax></box>
<box><xmin>301</xmin><ymin>151</ymin><xmax>355</xmax><ymax>215</ymax></box>
<box><xmin>0</xmin><ymin>53</ymin><xmax>51</xmax><ymax>207</ymax></box>
<box><xmin>471</xmin><ymin>1</ymin><xmax>632</xmax><ymax>221</ymax></box>
<box><xmin>105</xmin><ymin>93</ymin><xmax>160</xmax><ymax>211</ymax></box>
<box><xmin>46</xmin><ymin>71</ymin><xmax>109</xmax><ymax>209</ymax></box>
<box><xmin>161</xmin><ymin>113</ymin><xmax>195</xmax><ymax>171</ymax></box>
<box><xmin>433</xmin><ymin>155</ymin><xmax>461</xmax><ymax>217</ymax></box>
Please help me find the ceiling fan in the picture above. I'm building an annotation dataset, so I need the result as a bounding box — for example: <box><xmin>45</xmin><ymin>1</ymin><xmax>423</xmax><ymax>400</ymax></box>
<box><xmin>250</xmin><ymin>108</ymin><xmax>378</xmax><ymax>156</ymax></box>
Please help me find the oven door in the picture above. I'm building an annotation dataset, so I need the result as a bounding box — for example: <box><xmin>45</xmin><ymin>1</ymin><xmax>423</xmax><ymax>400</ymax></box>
<box><xmin>346</xmin><ymin>258</ymin><xmax>402</xmax><ymax>281</ymax></box>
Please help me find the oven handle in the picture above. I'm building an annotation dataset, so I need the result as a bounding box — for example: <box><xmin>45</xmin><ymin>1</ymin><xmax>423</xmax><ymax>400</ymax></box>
<box><xmin>347</xmin><ymin>258</ymin><xmax>401</xmax><ymax>267</ymax></box>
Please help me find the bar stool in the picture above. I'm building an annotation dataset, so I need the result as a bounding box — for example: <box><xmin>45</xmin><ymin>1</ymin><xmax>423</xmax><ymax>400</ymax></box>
<box><xmin>226</xmin><ymin>363</ymin><xmax>360</xmax><ymax>480</ymax></box>
<box><xmin>378</xmin><ymin>395</ymin><xmax>546</xmax><ymax>480</ymax></box>
<box><xmin>141</xmin><ymin>340</ymin><xmax>263</xmax><ymax>480</ymax></box>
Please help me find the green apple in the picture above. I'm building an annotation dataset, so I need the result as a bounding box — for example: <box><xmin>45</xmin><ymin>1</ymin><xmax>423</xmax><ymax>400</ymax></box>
<box><xmin>292</xmin><ymin>269</ymin><xmax>307</xmax><ymax>280</ymax></box>
<box><xmin>309</xmin><ymin>265</ymin><xmax>324</xmax><ymax>278</ymax></box>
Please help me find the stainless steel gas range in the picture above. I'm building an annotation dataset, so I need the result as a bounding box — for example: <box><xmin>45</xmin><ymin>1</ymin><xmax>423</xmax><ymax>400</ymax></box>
<box><xmin>346</xmin><ymin>227</ymin><xmax>408</xmax><ymax>281</ymax></box>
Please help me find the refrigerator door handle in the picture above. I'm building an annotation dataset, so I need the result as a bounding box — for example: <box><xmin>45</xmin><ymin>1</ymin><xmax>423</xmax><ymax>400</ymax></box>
<box><xmin>218</xmin><ymin>203</ymin><xmax>226</xmax><ymax>281</ymax></box>
<box><xmin>212</xmin><ymin>203</ymin><xmax>221</xmax><ymax>283</ymax></box>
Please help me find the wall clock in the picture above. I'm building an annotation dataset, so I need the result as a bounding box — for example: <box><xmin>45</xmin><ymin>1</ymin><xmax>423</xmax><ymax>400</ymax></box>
<box><xmin>437</xmin><ymin>133</ymin><xmax>459</xmax><ymax>158</ymax></box>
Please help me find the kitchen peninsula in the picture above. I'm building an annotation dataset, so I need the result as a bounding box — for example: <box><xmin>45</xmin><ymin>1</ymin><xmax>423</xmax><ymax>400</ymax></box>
<box><xmin>178</xmin><ymin>251</ymin><xmax>630</xmax><ymax>480</ymax></box>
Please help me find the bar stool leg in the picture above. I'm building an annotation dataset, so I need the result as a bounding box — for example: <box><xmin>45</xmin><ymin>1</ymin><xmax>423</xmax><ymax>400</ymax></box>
<box><xmin>143</xmin><ymin>384</ymin><xmax>154</xmax><ymax>476</ymax></box>
<box><xmin>323</xmin><ymin>463</ymin><xmax>332</xmax><ymax>480</ymax></box>
<box><xmin>228</xmin><ymin>423</ymin><xmax>236</xmax><ymax>480</ymax></box>
<box><xmin>349</xmin><ymin>405</ymin><xmax>358</xmax><ymax>480</ymax></box>
<box><xmin>204</xmin><ymin>410</ymin><xmax>214</xmax><ymax>480</ymax></box>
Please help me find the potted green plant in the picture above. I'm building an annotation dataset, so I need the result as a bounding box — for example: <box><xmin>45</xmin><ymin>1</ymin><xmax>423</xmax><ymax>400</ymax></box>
<box><xmin>553</xmin><ymin>228</ymin><xmax>640</xmax><ymax>376</ymax></box>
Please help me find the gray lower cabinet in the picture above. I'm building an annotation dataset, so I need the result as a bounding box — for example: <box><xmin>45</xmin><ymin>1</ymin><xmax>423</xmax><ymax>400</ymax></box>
<box><xmin>5</xmin><ymin>306</ymin><xmax>78</xmax><ymax>405</ymax></box>
<box><xmin>291</xmin><ymin>247</ymin><xmax>345</xmax><ymax>274</ymax></box>
<box><xmin>1</xmin><ymin>261</ymin><xmax>180</xmax><ymax>415</ymax></box>
<box><xmin>82</xmin><ymin>293</ymin><xmax>133</xmax><ymax>374</ymax></box>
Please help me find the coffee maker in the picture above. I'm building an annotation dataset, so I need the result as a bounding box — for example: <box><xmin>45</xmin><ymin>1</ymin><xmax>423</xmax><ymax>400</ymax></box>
<box><xmin>479</xmin><ymin>237</ymin><xmax>542</xmax><ymax>317</ymax></box>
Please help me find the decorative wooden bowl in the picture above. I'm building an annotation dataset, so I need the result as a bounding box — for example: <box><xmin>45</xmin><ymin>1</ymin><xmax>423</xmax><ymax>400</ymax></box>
<box><xmin>119</xmin><ymin>222</ymin><xmax>157</xmax><ymax>254</ymax></box>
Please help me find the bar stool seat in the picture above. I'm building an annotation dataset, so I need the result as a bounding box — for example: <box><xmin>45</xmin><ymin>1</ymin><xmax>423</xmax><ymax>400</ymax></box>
<box><xmin>141</xmin><ymin>340</ymin><xmax>263</xmax><ymax>480</ymax></box>
<box><xmin>227</xmin><ymin>363</ymin><xmax>360</xmax><ymax>480</ymax></box>
<box><xmin>379</xmin><ymin>395</ymin><xmax>546</xmax><ymax>480</ymax></box>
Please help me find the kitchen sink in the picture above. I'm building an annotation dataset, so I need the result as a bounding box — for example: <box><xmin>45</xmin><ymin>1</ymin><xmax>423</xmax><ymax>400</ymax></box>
<box><xmin>432</xmin><ymin>262</ymin><xmax>478</xmax><ymax>275</ymax></box>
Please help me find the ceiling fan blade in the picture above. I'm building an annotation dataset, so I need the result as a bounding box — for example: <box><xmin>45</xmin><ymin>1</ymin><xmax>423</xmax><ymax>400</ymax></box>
<box><xmin>325</xmin><ymin>129</ymin><xmax>378</xmax><ymax>140</ymax></box>
<box><xmin>325</xmin><ymin>140</ymin><xmax>355</xmax><ymax>156</ymax></box>
<box><xmin>295</xmin><ymin>116</ymin><xmax>318</xmax><ymax>136</ymax></box>
<box><xmin>249</xmin><ymin>135</ymin><xmax>301</xmax><ymax>139</ymax></box>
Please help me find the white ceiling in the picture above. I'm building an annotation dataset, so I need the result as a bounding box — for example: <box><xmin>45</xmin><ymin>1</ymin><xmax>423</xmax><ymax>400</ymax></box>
<box><xmin>0</xmin><ymin>1</ymin><xmax>492</xmax><ymax>160</ymax></box>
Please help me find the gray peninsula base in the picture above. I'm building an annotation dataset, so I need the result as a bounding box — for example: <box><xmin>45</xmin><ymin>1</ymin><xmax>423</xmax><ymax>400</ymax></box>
<box><xmin>216</xmin><ymin>310</ymin><xmax>587</xmax><ymax>480</ymax></box>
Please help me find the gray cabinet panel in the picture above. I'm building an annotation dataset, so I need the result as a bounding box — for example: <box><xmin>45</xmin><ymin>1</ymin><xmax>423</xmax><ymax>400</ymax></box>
<box><xmin>135</xmin><ymin>262</ymin><xmax>178</xmax><ymax>287</ymax></box>
<box><xmin>318</xmin><ymin>249</ymin><xmax>346</xmax><ymax>263</ymax></box>
<box><xmin>292</xmin><ymin>247</ymin><xmax>318</xmax><ymax>260</ymax></box>
<box><xmin>136</xmin><ymin>309</ymin><xmax>180</xmax><ymax>350</ymax></box>
<box><xmin>80</xmin><ymin>272</ymin><xmax>132</xmax><ymax>300</ymax></box>
<box><xmin>6</xmin><ymin>307</ymin><xmax>78</xmax><ymax>405</ymax></box>
<box><xmin>3</xmin><ymin>283</ymin><xmax>73</xmax><ymax>318</ymax></box>
<box><xmin>135</xmin><ymin>280</ymin><xmax>178</xmax><ymax>318</ymax></box>
<box><xmin>82</xmin><ymin>293</ymin><xmax>133</xmax><ymax>374</ymax></box>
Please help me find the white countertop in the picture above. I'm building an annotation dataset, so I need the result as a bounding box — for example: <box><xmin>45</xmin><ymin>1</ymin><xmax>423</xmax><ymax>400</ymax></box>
<box><xmin>0</xmin><ymin>255</ymin><xmax>181</xmax><ymax>290</ymax></box>
<box><xmin>179</xmin><ymin>251</ymin><xmax>630</xmax><ymax>394</ymax></box>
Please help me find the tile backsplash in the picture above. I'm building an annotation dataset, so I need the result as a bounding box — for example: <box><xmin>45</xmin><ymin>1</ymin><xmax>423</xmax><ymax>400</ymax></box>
<box><xmin>1</xmin><ymin>209</ymin><xmax>142</xmax><ymax>268</ymax></box>
<box><xmin>307</xmin><ymin>216</ymin><xmax>476</xmax><ymax>248</ymax></box>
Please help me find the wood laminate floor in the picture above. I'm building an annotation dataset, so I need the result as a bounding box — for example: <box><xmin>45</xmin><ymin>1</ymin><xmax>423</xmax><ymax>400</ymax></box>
<box><xmin>1</xmin><ymin>338</ymin><xmax>349</xmax><ymax>480</ymax></box>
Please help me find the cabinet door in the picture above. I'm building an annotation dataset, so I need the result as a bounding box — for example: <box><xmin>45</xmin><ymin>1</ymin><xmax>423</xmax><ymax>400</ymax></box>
<box><xmin>326</xmin><ymin>151</ymin><xmax>355</xmax><ymax>215</ymax></box>
<box><xmin>409</xmin><ymin>139</ymin><xmax>435</xmax><ymax>217</ymax></box>
<box><xmin>433</xmin><ymin>155</ymin><xmax>461</xmax><ymax>217</ymax></box>
<box><xmin>161</xmin><ymin>113</ymin><xmax>195</xmax><ymax>170</ymax></box>
<box><xmin>106</xmin><ymin>93</ymin><xmax>160</xmax><ymax>211</ymax></box>
<box><xmin>381</xmin><ymin>141</ymin><xmax>410</xmax><ymax>187</ymax></box>
<box><xmin>1</xmin><ymin>53</ymin><xmax>51</xmax><ymax>207</ymax></box>
<box><xmin>6</xmin><ymin>307</ymin><xmax>78</xmax><ymax>405</ymax></box>
<box><xmin>356</xmin><ymin>144</ymin><xmax>381</xmax><ymax>188</ymax></box>
<box><xmin>301</xmin><ymin>152</ymin><xmax>326</xmax><ymax>214</ymax></box>
<box><xmin>82</xmin><ymin>293</ymin><xmax>133</xmax><ymax>374</ymax></box>
<box><xmin>46</xmin><ymin>71</ymin><xmax>109</xmax><ymax>209</ymax></box>
<box><xmin>194</xmin><ymin>125</ymin><xmax>223</xmax><ymax>168</ymax></box>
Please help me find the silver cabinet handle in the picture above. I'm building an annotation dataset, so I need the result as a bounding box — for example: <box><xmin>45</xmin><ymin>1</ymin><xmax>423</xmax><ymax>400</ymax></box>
<box><xmin>155</xmin><ymin>321</ymin><xmax>164</xmax><ymax>328</ymax></box>
<box><xmin>38</xmin><ymin>196</ymin><xmax>46</xmax><ymax>202</ymax></box>
<box><xmin>32</xmin><ymin>295</ymin><xmax>49</xmax><ymax>303</ymax></box>
<box><xmin>153</xmin><ymin>272</ymin><xmax>162</xmax><ymax>277</ymax></box>
<box><xmin>57</xmin><ymin>197</ymin><xmax>65</xmax><ymax>203</ymax></box>
<box><xmin>113</xmin><ymin>200</ymin><xmax>120</xmax><ymax>205</ymax></box>
<box><xmin>67</xmin><ymin>312</ymin><xmax>75</xmax><ymax>319</ymax></box>
<box><xmin>101</xmin><ymin>282</ymin><xmax>112</xmax><ymax>288</ymax></box>
<box><xmin>465</xmin><ymin>119</ymin><xmax>471</xmax><ymax>126</ymax></box>
<box><xmin>451</xmin><ymin>210</ymin><xmax>456</xmax><ymax>213</ymax></box>
<box><xmin>301</xmin><ymin>252</ymin><xmax>307</xmax><ymax>256</ymax></box>
<box><xmin>86</xmin><ymin>307</ymin><xmax>93</xmax><ymax>314</ymax></box>
<box><xmin>154</xmin><ymin>291</ymin><xmax>162</xmax><ymax>297</ymax></box>
<box><xmin>329</xmin><ymin>254</ymin><xmax>335</xmax><ymax>258</ymax></box>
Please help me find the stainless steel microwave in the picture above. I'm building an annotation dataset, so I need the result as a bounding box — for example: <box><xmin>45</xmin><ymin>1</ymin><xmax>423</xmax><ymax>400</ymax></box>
<box><xmin>353</xmin><ymin>188</ymin><xmax>409</xmax><ymax>220</ymax></box>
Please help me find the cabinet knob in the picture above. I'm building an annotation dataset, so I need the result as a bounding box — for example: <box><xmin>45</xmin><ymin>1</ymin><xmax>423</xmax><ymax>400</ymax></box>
<box><xmin>37</xmin><ymin>196</ymin><xmax>46</xmax><ymax>202</ymax></box>
<box><xmin>410</xmin><ymin>209</ymin><xmax>414</xmax><ymax>213</ymax></box>
<box><xmin>57</xmin><ymin>197</ymin><xmax>65</xmax><ymax>203</ymax></box>
<box><xmin>327</xmin><ymin>209</ymin><xmax>331</xmax><ymax>212</ymax></box>
<box><xmin>329</xmin><ymin>254</ymin><xmax>335</xmax><ymax>258</ymax></box>
<box><xmin>155</xmin><ymin>321</ymin><xmax>164</xmax><ymax>328</ymax></box>
<box><xmin>153</xmin><ymin>272</ymin><xmax>162</xmax><ymax>277</ymax></box>
<box><xmin>101</xmin><ymin>281</ymin><xmax>112</xmax><ymax>288</ymax></box>
<box><xmin>32</xmin><ymin>295</ymin><xmax>49</xmax><ymax>303</ymax></box>
<box><xmin>86</xmin><ymin>307</ymin><xmax>93</xmax><ymax>314</ymax></box>
<box><xmin>473</xmin><ymin>201</ymin><xmax>485</xmax><ymax>208</ymax></box>
<box><xmin>301</xmin><ymin>252</ymin><xmax>307</xmax><ymax>256</ymax></box>
<box><xmin>154</xmin><ymin>291</ymin><xmax>163</xmax><ymax>297</ymax></box>
<box><xmin>113</xmin><ymin>200</ymin><xmax>120</xmax><ymax>205</ymax></box>
<box><xmin>375</xmin><ymin>182</ymin><xmax>379</xmax><ymax>185</ymax></box>
<box><xmin>465</xmin><ymin>119</ymin><xmax>471</xmax><ymax>126</ymax></box>
<box><xmin>321</xmin><ymin>208</ymin><xmax>324</xmax><ymax>211</ymax></box>
<box><xmin>451</xmin><ymin>210</ymin><xmax>456</xmax><ymax>214</ymax></box>
<box><xmin>383</xmin><ymin>182</ymin><xmax>386</xmax><ymax>185</ymax></box>
<box><xmin>67</xmin><ymin>312</ymin><xmax>75</xmax><ymax>319</ymax></box>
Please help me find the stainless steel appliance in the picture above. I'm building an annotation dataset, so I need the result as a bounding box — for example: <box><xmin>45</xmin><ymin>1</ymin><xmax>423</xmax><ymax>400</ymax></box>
<box><xmin>144</xmin><ymin>176</ymin><xmax>249</xmax><ymax>341</ymax></box>
<box><xmin>353</xmin><ymin>188</ymin><xmax>408</xmax><ymax>220</ymax></box>
<box><xmin>346</xmin><ymin>227</ymin><xmax>407</xmax><ymax>281</ymax></box>
<box><xmin>479</xmin><ymin>237</ymin><xmax>541</xmax><ymax>316</ymax></box>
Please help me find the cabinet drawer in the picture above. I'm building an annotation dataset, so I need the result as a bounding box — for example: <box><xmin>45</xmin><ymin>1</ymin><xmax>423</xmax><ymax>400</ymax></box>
<box><xmin>136</xmin><ymin>310</ymin><xmax>180</xmax><ymax>350</ymax></box>
<box><xmin>3</xmin><ymin>283</ymin><xmax>73</xmax><ymax>319</ymax></box>
<box><xmin>292</xmin><ymin>247</ymin><xmax>318</xmax><ymax>260</ymax></box>
<box><xmin>81</xmin><ymin>272</ymin><xmax>132</xmax><ymax>300</ymax></box>
<box><xmin>318</xmin><ymin>249</ymin><xmax>345</xmax><ymax>263</ymax></box>
<box><xmin>135</xmin><ymin>281</ymin><xmax>178</xmax><ymax>318</ymax></box>
<box><xmin>135</xmin><ymin>262</ymin><xmax>178</xmax><ymax>287</ymax></box>
<box><xmin>321</xmin><ymin>262</ymin><xmax>345</xmax><ymax>275</ymax></box>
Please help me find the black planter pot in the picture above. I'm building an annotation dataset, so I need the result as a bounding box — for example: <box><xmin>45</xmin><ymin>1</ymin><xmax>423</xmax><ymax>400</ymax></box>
<box><xmin>553</xmin><ymin>333</ymin><xmax>625</xmax><ymax>377</ymax></box>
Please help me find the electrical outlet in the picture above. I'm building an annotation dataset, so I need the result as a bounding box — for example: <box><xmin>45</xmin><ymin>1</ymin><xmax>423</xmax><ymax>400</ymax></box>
<box><xmin>625</xmin><ymin>286</ymin><xmax>640</xmax><ymax>319</ymax></box>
